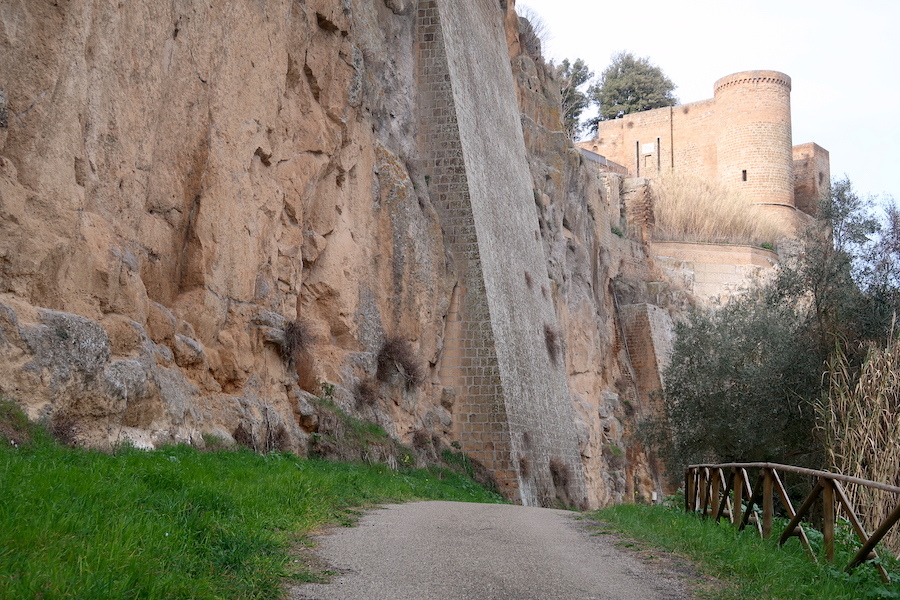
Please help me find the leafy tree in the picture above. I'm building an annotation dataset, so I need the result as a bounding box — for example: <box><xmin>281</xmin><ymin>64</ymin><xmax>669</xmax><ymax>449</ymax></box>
<box><xmin>650</xmin><ymin>293</ymin><xmax>820</xmax><ymax>474</ymax></box>
<box><xmin>587</xmin><ymin>51</ymin><xmax>677</xmax><ymax>130</ymax></box>
<box><xmin>557</xmin><ymin>58</ymin><xmax>593</xmax><ymax>139</ymax></box>
<box><xmin>767</xmin><ymin>177</ymin><xmax>886</xmax><ymax>349</ymax></box>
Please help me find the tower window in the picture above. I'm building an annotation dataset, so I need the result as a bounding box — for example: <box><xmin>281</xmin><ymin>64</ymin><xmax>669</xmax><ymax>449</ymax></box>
<box><xmin>742</xmin><ymin>170</ymin><xmax>747</xmax><ymax>182</ymax></box>
<box><xmin>635</xmin><ymin>141</ymin><xmax>640</xmax><ymax>177</ymax></box>
<box><xmin>656</xmin><ymin>137</ymin><xmax>661</xmax><ymax>172</ymax></box>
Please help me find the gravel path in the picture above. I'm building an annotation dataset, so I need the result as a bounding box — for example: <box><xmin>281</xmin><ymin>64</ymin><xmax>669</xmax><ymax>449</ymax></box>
<box><xmin>289</xmin><ymin>501</ymin><xmax>698</xmax><ymax>600</ymax></box>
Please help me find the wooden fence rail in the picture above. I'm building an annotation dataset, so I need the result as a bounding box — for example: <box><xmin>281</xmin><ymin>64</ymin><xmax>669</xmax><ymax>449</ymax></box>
<box><xmin>685</xmin><ymin>462</ymin><xmax>900</xmax><ymax>583</ymax></box>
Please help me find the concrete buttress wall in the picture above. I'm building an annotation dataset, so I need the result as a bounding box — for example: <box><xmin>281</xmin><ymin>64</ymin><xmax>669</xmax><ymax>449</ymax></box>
<box><xmin>416</xmin><ymin>0</ymin><xmax>587</xmax><ymax>506</ymax></box>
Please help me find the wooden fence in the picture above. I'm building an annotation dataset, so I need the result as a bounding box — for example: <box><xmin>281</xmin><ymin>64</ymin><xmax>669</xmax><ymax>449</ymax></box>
<box><xmin>685</xmin><ymin>462</ymin><xmax>900</xmax><ymax>583</ymax></box>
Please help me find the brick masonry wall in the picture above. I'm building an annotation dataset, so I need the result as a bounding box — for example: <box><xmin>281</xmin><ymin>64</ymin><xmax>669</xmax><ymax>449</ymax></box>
<box><xmin>619</xmin><ymin>303</ymin><xmax>674</xmax><ymax>405</ymax></box>
<box><xmin>671</xmin><ymin>99</ymin><xmax>718</xmax><ymax>181</ymax></box>
<box><xmin>416</xmin><ymin>0</ymin><xmax>587</xmax><ymax>507</ymax></box>
<box><xmin>714</xmin><ymin>71</ymin><xmax>793</xmax><ymax>207</ymax></box>
<box><xmin>579</xmin><ymin>70</ymin><xmax>827</xmax><ymax>227</ymax></box>
<box><xmin>652</xmin><ymin>241</ymin><xmax>779</xmax><ymax>303</ymax></box>
<box><xmin>578</xmin><ymin>97</ymin><xmax>719</xmax><ymax>184</ymax></box>
<box><xmin>416</xmin><ymin>0</ymin><xmax>516</xmax><ymax>499</ymax></box>
<box><xmin>793</xmin><ymin>142</ymin><xmax>831</xmax><ymax>215</ymax></box>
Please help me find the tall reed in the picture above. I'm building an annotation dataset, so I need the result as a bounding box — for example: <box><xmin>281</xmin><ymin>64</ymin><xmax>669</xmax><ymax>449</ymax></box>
<box><xmin>651</xmin><ymin>172</ymin><xmax>783</xmax><ymax>247</ymax></box>
<box><xmin>818</xmin><ymin>336</ymin><xmax>900</xmax><ymax>553</ymax></box>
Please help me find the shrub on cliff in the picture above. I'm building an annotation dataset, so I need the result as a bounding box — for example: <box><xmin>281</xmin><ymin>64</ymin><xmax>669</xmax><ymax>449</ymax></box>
<box><xmin>376</xmin><ymin>336</ymin><xmax>424</xmax><ymax>391</ymax></box>
<box><xmin>647</xmin><ymin>292</ymin><xmax>820</xmax><ymax>475</ymax></box>
<box><xmin>557</xmin><ymin>58</ymin><xmax>593</xmax><ymax>139</ymax></box>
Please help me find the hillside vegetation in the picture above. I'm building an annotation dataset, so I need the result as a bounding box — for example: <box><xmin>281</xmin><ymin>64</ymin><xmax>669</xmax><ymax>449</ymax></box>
<box><xmin>0</xmin><ymin>399</ymin><xmax>502</xmax><ymax>600</ymax></box>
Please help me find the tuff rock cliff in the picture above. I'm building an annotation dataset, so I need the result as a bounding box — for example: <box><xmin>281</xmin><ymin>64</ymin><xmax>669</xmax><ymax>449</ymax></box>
<box><xmin>0</xmin><ymin>0</ymin><xmax>680</xmax><ymax>507</ymax></box>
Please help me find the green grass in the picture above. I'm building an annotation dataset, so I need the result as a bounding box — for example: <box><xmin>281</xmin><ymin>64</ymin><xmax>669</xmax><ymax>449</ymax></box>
<box><xmin>594</xmin><ymin>502</ymin><xmax>900</xmax><ymax>600</ymax></box>
<box><xmin>0</xmin><ymin>402</ymin><xmax>503</xmax><ymax>600</ymax></box>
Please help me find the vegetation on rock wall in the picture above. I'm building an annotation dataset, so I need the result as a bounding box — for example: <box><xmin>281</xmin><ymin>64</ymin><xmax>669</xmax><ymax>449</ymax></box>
<box><xmin>557</xmin><ymin>58</ymin><xmax>593</xmax><ymax>139</ymax></box>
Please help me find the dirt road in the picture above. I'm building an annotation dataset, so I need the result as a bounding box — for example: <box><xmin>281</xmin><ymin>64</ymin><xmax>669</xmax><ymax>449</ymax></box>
<box><xmin>290</xmin><ymin>501</ymin><xmax>698</xmax><ymax>600</ymax></box>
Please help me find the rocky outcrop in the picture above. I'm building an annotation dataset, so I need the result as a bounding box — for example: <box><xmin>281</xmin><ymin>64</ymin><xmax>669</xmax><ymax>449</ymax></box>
<box><xmin>0</xmin><ymin>0</ymin><xmax>679</xmax><ymax>507</ymax></box>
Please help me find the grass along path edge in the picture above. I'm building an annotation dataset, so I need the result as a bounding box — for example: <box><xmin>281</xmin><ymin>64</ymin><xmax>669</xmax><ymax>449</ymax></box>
<box><xmin>594</xmin><ymin>502</ymin><xmax>900</xmax><ymax>600</ymax></box>
<box><xmin>0</xmin><ymin>401</ymin><xmax>503</xmax><ymax>600</ymax></box>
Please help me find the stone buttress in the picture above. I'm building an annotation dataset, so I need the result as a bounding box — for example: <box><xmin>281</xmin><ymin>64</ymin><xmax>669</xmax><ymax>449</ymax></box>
<box><xmin>415</xmin><ymin>0</ymin><xmax>587</xmax><ymax>506</ymax></box>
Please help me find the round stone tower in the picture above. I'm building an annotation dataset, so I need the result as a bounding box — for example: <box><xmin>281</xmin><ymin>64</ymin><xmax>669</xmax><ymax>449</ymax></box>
<box><xmin>714</xmin><ymin>70</ymin><xmax>794</xmax><ymax>212</ymax></box>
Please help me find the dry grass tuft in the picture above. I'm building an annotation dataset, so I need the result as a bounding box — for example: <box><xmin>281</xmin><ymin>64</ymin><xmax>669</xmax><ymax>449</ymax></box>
<box><xmin>354</xmin><ymin>378</ymin><xmax>379</xmax><ymax>408</ymax></box>
<box><xmin>233</xmin><ymin>422</ymin><xmax>255</xmax><ymax>450</ymax></box>
<box><xmin>377</xmin><ymin>337</ymin><xmax>425</xmax><ymax>391</ymax></box>
<box><xmin>412</xmin><ymin>429</ymin><xmax>432</xmax><ymax>450</ymax></box>
<box><xmin>515</xmin><ymin>4</ymin><xmax>550</xmax><ymax>58</ymax></box>
<box><xmin>49</xmin><ymin>414</ymin><xmax>79</xmax><ymax>447</ymax></box>
<box><xmin>518</xmin><ymin>454</ymin><xmax>532</xmax><ymax>478</ymax></box>
<box><xmin>818</xmin><ymin>337</ymin><xmax>900</xmax><ymax>553</ymax></box>
<box><xmin>651</xmin><ymin>172</ymin><xmax>783</xmax><ymax>247</ymax></box>
<box><xmin>281</xmin><ymin>319</ymin><xmax>312</xmax><ymax>366</ymax></box>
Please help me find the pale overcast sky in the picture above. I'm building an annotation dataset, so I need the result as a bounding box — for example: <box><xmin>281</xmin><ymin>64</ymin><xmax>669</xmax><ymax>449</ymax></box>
<box><xmin>519</xmin><ymin>0</ymin><xmax>899</xmax><ymax>204</ymax></box>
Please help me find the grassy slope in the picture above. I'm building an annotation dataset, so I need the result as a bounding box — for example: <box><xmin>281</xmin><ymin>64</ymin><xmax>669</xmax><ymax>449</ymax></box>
<box><xmin>0</xmin><ymin>413</ymin><xmax>502</xmax><ymax>600</ymax></box>
<box><xmin>596</xmin><ymin>503</ymin><xmax>900</xmax><ymax>600</ymax></box>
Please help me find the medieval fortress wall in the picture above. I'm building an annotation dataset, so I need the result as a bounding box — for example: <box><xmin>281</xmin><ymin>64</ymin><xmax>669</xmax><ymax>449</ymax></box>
<box><xmin>580</xmin><ymin>70</ymin><xmax>831</xmax><ymax>303</ymax></box>
<box><xmin>417</xmin><ymin>0</ymin><xmax>587</xmax><ymax>506</ymax></box>
<box><xmin>580</xmin><ymin>70</ymin><xmax>830</xmax><ymax>230</ymax></box>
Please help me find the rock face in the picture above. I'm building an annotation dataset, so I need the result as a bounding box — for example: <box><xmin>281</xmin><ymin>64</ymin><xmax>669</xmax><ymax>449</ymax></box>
<box><xmin>0</xmin><ymin>0</ymin><xmax>678</xmax><ymax>506</ymax></box>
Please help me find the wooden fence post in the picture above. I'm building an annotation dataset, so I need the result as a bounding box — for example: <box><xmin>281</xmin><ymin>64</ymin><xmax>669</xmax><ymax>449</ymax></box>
<box><xmin>711</xmin><ymin>468</ymin><xmax>721</xmax><ymax>520</ymax></box>
<box><xmin>685</xmin><ymin>468</ymin><xmax>694</xmax><ymax>513</ymax></box>
<box><xmin>822</xmin><ymin>478</ymin><xmax>835</xmax><ymax>562</ymax></box>
<box><xmin>699</xmin><ymin>468</ymin><xmax>709</xmax><ymax>515</ymax></box>
<box><xmin>762</xmin><ymin>468</ymin><xmax>774</xmax><ymax>539</ymax></box>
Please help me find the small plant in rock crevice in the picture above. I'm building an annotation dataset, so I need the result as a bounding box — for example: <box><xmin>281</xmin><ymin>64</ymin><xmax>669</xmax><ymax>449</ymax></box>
<box><xmin>280</xmin><ymin>319</ymin><xmax>312</xmax><ymax>366</ymax></box>
<box><xmin>518</xmin><ymin>454</ymin><xmax>532</xmax><ymax>478</ymax></box>
<box><xmin>233</xmin><ymin>422</ymin><xmax>255</xmax><ymax>450</ymax></box>
<box><xmin>602</xmin><ymin>443</ymin><xmax>627</xmax><ymax>470</ymax></box>
<box><xmin>376</xmin><ymin>336</ymin><xmax>424</xmax><ymax>391</ymax></box>
<box><xmin>354</xmin><ymin>378</ymin><xmax>379</xmax><ymax>408</ymax></box>
<box><xmin>549</xmin><ymin>458</ymin><xmax>570</xmax><ymax>490</ymax></box>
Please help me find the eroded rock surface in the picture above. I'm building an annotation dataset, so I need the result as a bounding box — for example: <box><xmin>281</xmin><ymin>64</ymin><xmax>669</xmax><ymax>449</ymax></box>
<box><xmin>0</xmin><ymin>0</ymin><xmax>679</xmax><ymax>506</ymax></box>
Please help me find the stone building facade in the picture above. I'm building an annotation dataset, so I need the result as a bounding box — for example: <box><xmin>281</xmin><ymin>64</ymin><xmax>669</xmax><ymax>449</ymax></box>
<box><xmin>577</xmin><ymin>70</ymin><xmax>831</xmax><ymax>230</ymax></box>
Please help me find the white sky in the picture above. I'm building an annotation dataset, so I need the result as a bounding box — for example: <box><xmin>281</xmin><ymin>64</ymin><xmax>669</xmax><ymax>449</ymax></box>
<box><xmin>519</xmin><ymin>0</ymin><xmax>899</xmax><ymax>203</ymax></box>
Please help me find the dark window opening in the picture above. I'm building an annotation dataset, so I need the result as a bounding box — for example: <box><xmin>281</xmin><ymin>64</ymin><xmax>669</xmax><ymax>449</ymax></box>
<box><xmin>656</xmin><ymin>137</ymin><xmax>661</xmax><ymax>172</ymax></box>
<box><xmin>742</xmin><ymin>170</ymin><xmax>747</xmax><ymax>182</ymax></box>
<box><xmin>635</xmin><ymin>141</ymin><xmax>640</xmax><ymax>177</ymax></box>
